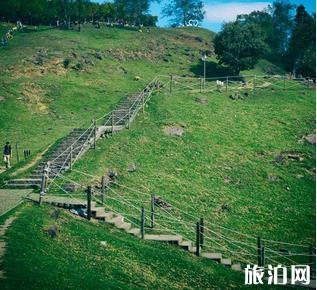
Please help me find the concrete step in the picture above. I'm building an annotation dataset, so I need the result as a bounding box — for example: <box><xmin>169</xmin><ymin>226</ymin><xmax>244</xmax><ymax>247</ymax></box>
<box><xmin>221</xmin><ymin>258</ymin><xmax>232</xmax><ymax>267</ymax></box>
<box><xmin>201</xmin><ymin>252</ymin><xmax>222</xmax><ymax>261</ymax></box>
<box><xmin>116</xmin><ymin>222</ymin><xmax>132</xmax><ymax>231</ymax></box>
<box><xmin>231</xmin><ymin>264</ymin><xmax>242</xmax><ymax>271</ymax></box>
<box><xmin>178</xmin><ymin>240</ymin><xmax>193</xmax><ymax>251</ymax></box>
<box><xmin>126</xmin><ymin>228</ymin><xmax>141</xmax><ymax>236</ymax></box>
<box><xmin>144</xmin><ymin>234</ymin><xmax>183</xmax><ymax>244</ymax></box>
<box><xmin>106</xmin><ymin>215</ymin><xmax>124</xmax><ymax>225</ymax></box>
<box><xmin>7</xmin><ymin>178</ymin><xmax>42</xmax><ymax>184</ymax></box>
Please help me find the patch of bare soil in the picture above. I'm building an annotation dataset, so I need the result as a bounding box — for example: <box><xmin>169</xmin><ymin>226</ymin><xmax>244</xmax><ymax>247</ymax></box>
<box><xmin>22</xmin><ymin>82</ymin><xmax>48</xmax><ymax>113</ymax></box>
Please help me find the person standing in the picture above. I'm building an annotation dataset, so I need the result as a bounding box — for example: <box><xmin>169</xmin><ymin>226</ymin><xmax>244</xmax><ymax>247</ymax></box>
<box><xmin>3</xmin><ymin>142</ymin><xmax>12</xmax><ymax>169</ymax></box>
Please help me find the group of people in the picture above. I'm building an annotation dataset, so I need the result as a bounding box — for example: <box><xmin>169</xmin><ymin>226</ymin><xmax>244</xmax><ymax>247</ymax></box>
<box><xmin>1</xmin><ymin>20</ymin><xmax>24</xmax><ymax>46</ymax></box>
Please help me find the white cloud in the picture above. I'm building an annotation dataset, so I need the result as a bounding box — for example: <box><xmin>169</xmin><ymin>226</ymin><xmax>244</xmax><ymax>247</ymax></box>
<box><xmin>205</xmin><ymin>2</ymin><xmax>270</xmax><ymax>23</ymax></box>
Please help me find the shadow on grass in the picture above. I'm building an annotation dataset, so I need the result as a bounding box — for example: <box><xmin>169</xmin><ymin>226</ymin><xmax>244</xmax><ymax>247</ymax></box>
<box><xmin>190</xmin><ymin>60</ymin><xmax>235</xmax><ymax>78</ymax></box>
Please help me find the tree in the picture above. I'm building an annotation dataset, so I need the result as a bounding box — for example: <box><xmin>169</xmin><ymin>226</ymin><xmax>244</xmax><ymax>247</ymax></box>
<box><xmin>163</xmin><ymin>0</ymin><xmax>205</xmax><ymax>27</ymax></box>
<box><xmin>286</xmin><ymin>5</ymin><xmax>316</xmax><ymax>76</ymax></box>
<box><xmin>214</xmin><ymin>22</ymin><xmax>269</xmax><ymax>75</ymax></box>
<box><xmin>268</xmin><ymin>0</ymin><xmax>294</xmax><ymax>56</ymax></box>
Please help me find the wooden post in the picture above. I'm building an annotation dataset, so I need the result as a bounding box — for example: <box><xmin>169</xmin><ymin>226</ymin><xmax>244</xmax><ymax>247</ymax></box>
<box><xmin>111</xmin><ymin>112</ymin><xmax>114</xmax><ymax>134</ymax></box>
<box><xmin>70</xmin><ymin>145</ymin><xmax>73</xmax><ymax>170</ymax></box>
<box><xmin>309</xmin><ymin>245</ymin><xmax>316</xmax><ymax>275</ymax></box>
<box><xmin>257</xmin><ymin>236</ymin><xmax>262</xmax><ymax>266</ymax></box>
<box><xmin>15</xmin><ymin>142</ymin><xmax>19</xmax><ymax>163</ymax></box>
<box><xmin>39</xmin><ymin>162</ymin><xmax>49</xmax><ymax>205</ymax></box>
<box><xmin>200</xmin><ymin>217</ymin><xmax>204</xmax><ymax>247</ymax></box>
<box><xmin>128</xmin><ymin>108</ymin><xmax>131</xmax><ymax>129</ymax></box>
<box><xmin>226</xmin><ymin>76</ymin><xmax>228</xmax><ymax>92</ymax></box>
<box><xmin>196</xmin><ymin>221</ymin><xmax>200</xmax><ymax>256</ymax></box>
<box><xmin>169</xmin><ymin>74</ymin><xmax>173</xmax><ymax>94</ymax></box>
<box><xmin>93</xmin><ymin>119</ymin><xmax>96</xmax><ymax>149</ymax></box>
<box><xmin>261</xmin><ymin>245</ymin><xmax>265</xmax><ymax>267</ymax></box>
<box><xmin>150</xmin><ymin>194</ymin><xmax>155</xmax><ymax>228</ymax></box>
<box><xmin>87</xmin><ymin>186</ymin><xmax>92</xmax><ymax>220</ymax></box>
<box><xmin>101</xmin><ymin>176</ymin><xmax>106</xmax><ymax>204</ymax></box>
<box><xmin>140</xmin><ymin>206</ymin><xmax>145</xmax><ymax>239</ymax></box>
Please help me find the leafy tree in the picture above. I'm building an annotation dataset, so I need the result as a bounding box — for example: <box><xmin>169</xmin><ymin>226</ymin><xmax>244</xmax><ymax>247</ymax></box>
<box><xmin>214</xmin><ymin>22</ymin><xmax>269</xmax><ymax>75</ymax></box>
<box><xmin>268</xmin><ymin>0</ymin><xmax>294</xmax><ymax>55</ymax></box>
<box><xmin>163</xmin><ymin>0</ymin><xmax>205</xmax><ymax>27</ymax></box>
<box><xmin>286</xmin><ymin>5</ymin><xmax>316</xmax><ymax>76</ymax></box>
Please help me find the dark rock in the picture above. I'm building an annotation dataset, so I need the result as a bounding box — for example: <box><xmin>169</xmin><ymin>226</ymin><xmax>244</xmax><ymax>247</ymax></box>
<box><xmin>274</xmin><ymin>154</ymin><xmax>284</xmax><ymax>165</ymax></box>
<box><xmin>45</xmin><ymin>225</ymin><xmax>59</xmax><ymax>238</ymax></box>
<box><xmin>50</xmin><ymin>209</ymin><xmax>60</xmax><ymax>220</ymax></box>
<box><xmin>221</xmin><ymin>203</ymin><xmax>230</xmax><ymax>212</ymax></box>
<box><xmin>108</xmin><ymin>170</ymin><xmax>118</xmax><ymax>180</ymax></box>
<box><xmin>63</xmin><ymin>183</ymin><xmax>80</xmax><ymax>192</ymax></box>
<box><xmin>195</xmin><ymin>97</ymin><xmax>208</xmax><ymax>105</ymax></box>
<box><xmin>154</xmin><ymin>196</ymin><xmax>172</xmax><ymax>210</ymax></box>
<box><xmin>94</xmin><ymin>52</ymin><xmax>103</xmax><ymax>60</ymax></box>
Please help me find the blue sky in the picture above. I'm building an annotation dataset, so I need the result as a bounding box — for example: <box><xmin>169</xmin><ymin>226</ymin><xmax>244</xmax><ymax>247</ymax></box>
<box><xmin>94</xmin><ymin>0</ymin><xmax>316</xmax><ymax>32</ymax></box>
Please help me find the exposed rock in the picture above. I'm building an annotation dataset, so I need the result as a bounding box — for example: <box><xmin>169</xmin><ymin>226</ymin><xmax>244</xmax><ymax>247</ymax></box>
<box><xmin>268</xmin><ymin>174</ymin><xmax>278</xmax><ymax>182</ymax></box>
<box><xmin>127</xmin><ymin>163</ymin><xmax>137</xmax><ymax>172</ymax></box>
<box><xmin>304</xmin><ymin>134</ymin><xmax>316</xmax><ymax>145</ymax></box>
<box><xmin>164</xmin><ymin>126</ymin><xmax>184</xmax><ymax>137</ymax></box>
<box><xmin>63</xmin><ymin>183</ymin><xmax>80</xmax><ymax>192</ymax></box>
<box><xmin>221</xmin><ymin>203</ymin><xmax>230</xmax><ymax>212</ymax></box>
<box><xmin>134</xmin><ymin>76</ymin><xmax>141</xmax><ymax>81</ymax></box>
<box><xmin>0</xmin><ymin>96</ymin><xmax>5</xmax><ymax>102</ymax></box>
<box><xmin>154</xmin><ymin>196</ymin><xmax>172</xmax><ymax>210</ymax></box>
<box><xmin>287</xmin><ymin>153</ymin><xmax>304</xmax><ymax>162</ymax></box>
<box><xmin>195</xmin><ymin>97</ymin><xmax>208</xmax><ymax>105</ymax></box>
<box><xmin>229</xmin><ymin>93</ymin><xmax>242</xmax><ymax>100</ymax></box>
<box><xmin>50</xmin><ymin>209</ymin><xmax>60</xmax><ymax>220</ymax></box>
<box><xmin>274</xmin><ymin>154</ymin><xmax>285</xmax><ymax>165</ymax></box>
<box><xmin>94</xmin><ymin>52</ymin><xmax>103</xmax><ymax>60</ymax></box>
<box><xmin>45</xmin><ymin>225</ymin><xmax>59</xmax><ymax>238</ymax></box>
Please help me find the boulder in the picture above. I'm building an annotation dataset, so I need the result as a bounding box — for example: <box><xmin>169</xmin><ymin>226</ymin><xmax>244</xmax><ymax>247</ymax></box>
<box><xmin>164</xmin><ymin>126</ymin><xmax>184</xmax><ymax>137</ymax></box>
<box><xmin>304</xmin><ymin>134</ymin><xmax>316</xmax><ymax>145</ymax></box>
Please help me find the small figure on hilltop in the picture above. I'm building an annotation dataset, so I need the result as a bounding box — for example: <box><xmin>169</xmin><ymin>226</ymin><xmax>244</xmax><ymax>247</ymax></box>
<box><xmin>3</xmin><ymin>142</ymin><xmax>12</xmax><ymax>169</ymax></box>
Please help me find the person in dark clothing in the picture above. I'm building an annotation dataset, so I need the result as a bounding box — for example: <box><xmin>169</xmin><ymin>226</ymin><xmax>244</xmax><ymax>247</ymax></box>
<box><xmin>3</xmin><ymin>142</ymin><xmax>12</xmax><ymax>169</ymax></box>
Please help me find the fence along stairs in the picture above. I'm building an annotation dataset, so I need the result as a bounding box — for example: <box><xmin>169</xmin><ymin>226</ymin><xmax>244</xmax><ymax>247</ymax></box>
<box><xmin>6</xmin><ymin>77</ymin><xmax>160</xmax><ymax>189</ymax></box>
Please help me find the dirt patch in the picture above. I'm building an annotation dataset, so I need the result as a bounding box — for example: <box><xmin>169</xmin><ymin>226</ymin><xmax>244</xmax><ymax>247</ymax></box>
<box><xmin>22</xmin><ymin>83</ymin><xmax>48</xmax><ymax>113</ymax></box>
<box><xmin>164</xmin><ymin>126</ymin><xmax>184</xmax><ymax>137</ymax></box>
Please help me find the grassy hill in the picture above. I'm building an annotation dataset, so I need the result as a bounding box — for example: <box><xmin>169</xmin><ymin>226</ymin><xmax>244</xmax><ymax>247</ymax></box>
<box><xmin>0</xmin><ymin>23</ymin><xmax>315</xmax><ymax>289</ymax></box>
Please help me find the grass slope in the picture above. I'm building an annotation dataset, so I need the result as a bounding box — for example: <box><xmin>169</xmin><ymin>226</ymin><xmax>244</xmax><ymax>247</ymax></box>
<box><xmin>0</xmin><ymin>203</ymin><xmax>284</xmax><ymax>289</ymax></box>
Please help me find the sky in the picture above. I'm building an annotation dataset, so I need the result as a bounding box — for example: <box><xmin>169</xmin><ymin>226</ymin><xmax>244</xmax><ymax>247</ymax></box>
<box><xmin>94</xmin><ymin>0</ymin><xmax>316</xmax><ymax>32</ymax></box>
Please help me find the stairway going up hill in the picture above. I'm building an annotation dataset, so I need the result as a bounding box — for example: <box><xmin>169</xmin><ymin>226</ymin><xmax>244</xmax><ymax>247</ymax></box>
<box><xmin>6</xmin><ymin>77</ymin><xmax>160</xmax><ymax>189</ymax></box>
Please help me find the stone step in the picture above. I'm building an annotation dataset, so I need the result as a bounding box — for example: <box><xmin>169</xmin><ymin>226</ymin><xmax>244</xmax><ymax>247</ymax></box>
<box><xmin>106</xmin><ymin>215</ymin><xmax>124</xmax><ymax>225</ymax></box>
<box><xmin>7</xmin><ymin>178</ymin><xmax>42</xmax><ymax>184</ymax></box>
<box><xmin>126</xmin><ymin>228</ymin><xmax>141</xmax><ymax>236</ymax></box>
<box><xmin>116</xmin><ymin>222</ymin><xmax>132</xmax><ymax>231</ymax></box>
<box><xmin>178</xmin><ymin>240</ymin><xmax>193</xmax><ymax>251</ymax></box>
<box><xmin>231</xmin><ymin>264</ymin><xmax>242</xmax><ymax>271</ymax></box>
<box><xmin>221</xmin><ymin>258</ymin><xmax>232</xmax><ymax>267</ymax></box>
<box><xmin>144</xmin><ymin>234</ymin><xmax>183</xmax><ymax>244</ymax></box>
<box><xmin>201</xmin><ymin>252</ymin><xmax>222</xmax><ymax>261</ymax></box>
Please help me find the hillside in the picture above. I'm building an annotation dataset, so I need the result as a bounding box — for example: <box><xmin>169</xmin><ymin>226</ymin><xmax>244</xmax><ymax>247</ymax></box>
<box><xmin>0</xmin><ymin>23</ymin><xmax>315</xmax><ymax>289</ymax></box>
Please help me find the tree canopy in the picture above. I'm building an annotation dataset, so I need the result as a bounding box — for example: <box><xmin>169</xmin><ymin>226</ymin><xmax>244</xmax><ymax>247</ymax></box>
<box><xmin>214</xmin><ymin>22</ymin><xmax>269</xmax><ymax>75</ymax></box>
<box><xmin>163</xmin><ymin>0</ymin><xmax>205</xmax><ymax>27</ymax></box>
<box><xmin>0</xmin><ymin>0</ymin><xmax>158</xmax><ymax>27</ymax></box>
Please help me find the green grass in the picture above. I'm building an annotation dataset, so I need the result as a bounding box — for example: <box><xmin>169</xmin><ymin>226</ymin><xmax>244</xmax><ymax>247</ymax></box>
<box><xmin>0</xmin><ymin>23</ymin><xmax>315</xmax><ymax>288</ymax></box>
<box><xmin>0</xmin><ymin>203</ymin><xmax>286</xmax><ymax>289</ymax></box>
